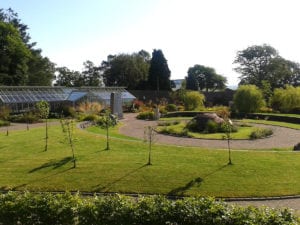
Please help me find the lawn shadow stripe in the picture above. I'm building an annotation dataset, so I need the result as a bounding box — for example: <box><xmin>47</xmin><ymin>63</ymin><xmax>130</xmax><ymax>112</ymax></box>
<box><xmin>93</xmin><ymin>164</ymin><xmax>147</xmax><ymax>192</ymax></box>
<box><xmin>29</xmin><ymin>156</ymin><xmax>73</xmax><ymax>173</ymax></box>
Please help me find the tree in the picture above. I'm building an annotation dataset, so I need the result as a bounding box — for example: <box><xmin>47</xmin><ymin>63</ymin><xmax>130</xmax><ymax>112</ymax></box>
<box><xmin>148</xmin><ymin>49</ymin><xmax>171</xmax><ymax>91</ymax></box>
<box><xmin>0</xmin><ymin>21</ymin><xmax>31</xmax><ymax>85</ymax></box>
<box><xmin>234</xmin><ymin>44</ymin><xmax>300</xmax><ymax>90</ymax></box>
<box><xmin>233</xmin><ymin>85</ymin><xmax>265</xmax><ymax>113</ymax></box>
<box><xmin>101</xmin><ymin>51</ymin><xmax>150</xmax><ymax>89</ymax></box>
<box><xmin>186</xmin><ymin>64</ymin><xmax>227</xmax><ymax>92</ymax></box>
<box><xmin>184</xmin><ymin>91</ymin><xmax>205</xmax><ymax>111</ymax></box>
<box><xmin>35</xmin><ymin>101</ymin><xmax>50</xmax><ymax>151</ymax></box>
<box><xmin>54</xmin><ymin>67</ymin><xmax>83</xmax><ymax>87</ymax></box>
<box><xmin>27</xmin><ymin>49</ymin><xmax>56</xmax><ymax>86</ymax></box>
<box><xmin>271</xmin><ymin>85</ymin><xmax>300</xmax><ymax>113</ymax></box>
<box><xmin>144</xmin><ymin>126</ymin><xmax>156</xmax><ymax>165</ymax></box>
<box><xmin>61</xmin><ymin>118</ymin><xmax>76</xmax><ymax>168</ymax></box>
<box><xmin>81</xmin><ymin>60</ymin><xmax>103</xmax><ymax>86</ymax></box>
<box><xmin>97</xmin><ymin>110</ymin><xmax>117</xmax><ymax>150</ymax></box>
<box><xmin>0</xmin><ymin>8</ymin><xmax>56</xmax><ymax>86</ymax></box>
<box><xmin>0</xmin><ymin>8</ymin><xmax>32</xmax><ymax>47</ymax></box>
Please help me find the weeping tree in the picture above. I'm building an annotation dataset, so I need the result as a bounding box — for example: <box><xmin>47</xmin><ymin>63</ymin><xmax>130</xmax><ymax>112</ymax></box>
<box><xmin>60</xmin><ymin>118</ymin><xmax>76</xmax><ymax>168</ymax></box>
<box><xmin>35</xmin><ymin>101</ymin><xmax>50</xmax><ymax>151</ymax></box>
<box><xmin>97</xmin><ymin>110</ymin><xmax>117</xmax><ymax>150</ymax></box>
<box><xmin>144</xmin><ymin>126</ymin><xmax>156</xmax><ymax>165</ymax></box>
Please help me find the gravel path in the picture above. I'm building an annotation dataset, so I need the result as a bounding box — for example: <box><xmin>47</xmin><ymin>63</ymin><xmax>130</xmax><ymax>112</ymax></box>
<box><xmin>119</xmin><ymin>113</ymin><xmax>300</xmax><ymax>150</ymax></box>
<box><xmin>0</xmin><ymin>121</ymin><xmax>61</xmax><ymax>132</ymax></box>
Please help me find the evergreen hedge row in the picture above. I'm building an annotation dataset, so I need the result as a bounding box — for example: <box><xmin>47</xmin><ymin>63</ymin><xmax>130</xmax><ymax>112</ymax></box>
<box><xmin>0</xmin><ymin>192</ymin><xmax>298</xmax><ymax>225</ymax></box>
<box><xmin>245</xmin><ymin>113</ymin><xmax>300</xmax><ymax>124</ymax></box>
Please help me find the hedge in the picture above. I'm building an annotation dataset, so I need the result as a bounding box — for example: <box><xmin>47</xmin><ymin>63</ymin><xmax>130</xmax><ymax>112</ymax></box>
<box><xmin>0</xmin><ymin>192</ymin><xmax>298</xmax><ymax>225</ymax></box>
<box><xmin>232</xmin><ymin>113</ymin><xmax>300</xmax><ymax>124</ymax></box>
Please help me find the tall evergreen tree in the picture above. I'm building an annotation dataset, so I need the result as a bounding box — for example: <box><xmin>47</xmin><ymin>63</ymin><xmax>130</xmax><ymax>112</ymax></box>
<box><xmin>148</xmin><ymin>49</ymin><xmax>171</xmax><ymax>91</ymax></box>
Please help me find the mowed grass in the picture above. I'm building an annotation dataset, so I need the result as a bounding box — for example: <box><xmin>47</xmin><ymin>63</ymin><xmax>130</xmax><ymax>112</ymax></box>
<box><xmin>156</xmin><ymin>122</ymin><xmax>263</xmax><ymax>140</ymax></box>
<box><xmin>86</xmin><ymin>123</ymin><xmax>139</xmax><ymax>140</ymax></box>
<box><xmin>1</xmin><ymin>123</ymin><xmax>300</xmax><ymax>197</ymax></box>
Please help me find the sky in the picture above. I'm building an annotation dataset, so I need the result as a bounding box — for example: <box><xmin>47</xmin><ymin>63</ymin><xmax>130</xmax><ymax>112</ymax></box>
<box><xmin>2</xmin><ymin>0</ymin><xmax>300</xmax><ymax>86</ymax></box>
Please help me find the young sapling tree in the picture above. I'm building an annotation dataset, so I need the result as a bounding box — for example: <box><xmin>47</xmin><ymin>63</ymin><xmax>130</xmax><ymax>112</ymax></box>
<box><xmin>35</xmin><ymin>101</ymin><xmax>50</xmax><ymax>151</ymax></box>
<box><xmin>144</xmin><ymin>126</ymin><xmax>156</xmax><ymax>165</ymax></box>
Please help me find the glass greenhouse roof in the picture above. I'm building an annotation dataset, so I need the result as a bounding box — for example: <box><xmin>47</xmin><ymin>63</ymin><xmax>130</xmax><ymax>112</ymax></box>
<box><xmin>0</xmin><ymin>86</ymin><xmax>135</xmax><ymax>104</ymax></box>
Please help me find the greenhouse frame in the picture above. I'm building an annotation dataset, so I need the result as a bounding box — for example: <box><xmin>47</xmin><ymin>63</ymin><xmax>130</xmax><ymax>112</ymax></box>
<box><xmin>0</xmin><ymin>86</ymin><xmax>136</xmax><ymax>113</ymax></box>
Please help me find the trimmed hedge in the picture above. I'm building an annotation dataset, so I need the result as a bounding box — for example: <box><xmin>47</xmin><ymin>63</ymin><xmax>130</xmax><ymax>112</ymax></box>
<box><xmin>163</xmin><ymin>111</ymin><xmax>204</xmax><ymax>118</ymax></box>
<box><xmin>234</xmin><ymin>113</ymin><xmax>300</xmax><ymax>124</ymax></box>
<box><xmin>0</xmin><ymin>192</ymin><xmax>298</xmax><ymax>225</ymax></box>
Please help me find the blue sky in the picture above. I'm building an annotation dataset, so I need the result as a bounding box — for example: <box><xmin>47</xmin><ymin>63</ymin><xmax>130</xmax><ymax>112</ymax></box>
<box><xmin>2</xmin><ymin>0</ymin><xmax>300</xmax><ymax>86</ymax></box>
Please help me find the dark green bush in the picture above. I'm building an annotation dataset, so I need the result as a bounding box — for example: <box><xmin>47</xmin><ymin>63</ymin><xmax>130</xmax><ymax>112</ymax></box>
<box><xmin>294</xmin><ymin>143</ymin><xmax>300</xmax><ymax>151</ymax></box>
<box><xmin>0</xmin><ymin>119</ymin><xmax>10</xmax><ymax>127</ymax></box>
<box><xmin>249</xmin><ymin>128</ymin><xmax>273</xmax><ymax>139</ymax></box>
<box><xmin>9</xmin><ymin>113</ymin><xmax>40</xmax><ymax>123</ymax></box>
<box><xmin>0</xmin><ymin>192</ymin><xmax>298</xmax><ymax>225</ymax></box>
<box><xmin>165</xmin><ymin>104</ymin><xmax>177</xmax><ymax>112</ymax></box>
<box><xmin>137</xmin><ymin>111</ymin><xmax>155</xmax><ymax>120</ymax></box>
<box><xmin>157</xmin><ymin>121</ymin><xmax>179</xmax><ymax>126</ymax></box>
<box><xmin>80</xmin><ymin>114</ymin><xmax>99</xmax><ymax>122</ymax></box>
<box><xmin>204</xmin><ymin>120</ymin><xmax>219</xmax><ymax>133</ymax></box>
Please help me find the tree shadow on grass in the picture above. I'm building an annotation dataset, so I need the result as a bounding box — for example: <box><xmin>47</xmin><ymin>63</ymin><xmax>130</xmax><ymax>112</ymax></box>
<box><xmin>29</xmin><ymin>156</ymin><xmax>73</xmax><ymax>173</ymax></box>
<box><xmin>93</xmin><ymin>164</ymin><xmax>148</xmax><ymax>192</ymax></box>
<box><xmin>168</xmin><ymin>164</ymin><xmax>229</xmax><ymax>196</ymax></box>
<box><xmin>11</xmin><ymin>167</ymin><xmax>73</xmax><ymax>191</ymax></box>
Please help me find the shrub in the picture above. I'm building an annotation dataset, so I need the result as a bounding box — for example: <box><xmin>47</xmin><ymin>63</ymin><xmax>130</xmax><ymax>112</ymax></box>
<box><xmin>204</xmin><ymin>120</ymin><xmax>219</xmax><ymax>133</ymax></box>
<box><xmin>233</xmin><ymin>85</ymin><xmax>265</xmax><ymax>113</ymax></box>
<box><xmin>136</xmin><ymin>111</ymin><xmax>155</xmax><ymax>120</ymax></box>
<box><xmin>0</xmin><ymin>192</ymin><xmax>298</xmax><ymax>225</ymax></box>
<box><xmin>165</xmin><ymin>104</ymin><xmax>177</xmax><ymax>112</ymax></box>
<box><xmin>80</xmin><ymin>114</ymin><xmax>99</xmax><ymax>122</ymax></box>
<box><xmin>0</xmin><ymin>119</ymin><xmax>10</xmax><ymax>127</ymax></box>
<box><xmin>184</xmin><ymin>91</ymin><xmax>205</xmax><ymax>111</ymax></box>
<box><xmin>249</xmin><ymin>128</ymin><xmax>273</xmax><ymax>139</ymax></box>
<box><xmin>271</xmin><ymin>85</ymin><xmax>300</xmax><ymax>113</ymax></box>
<box><xmin>0</xmin><ymin>106</ymin><xmax>10</xmax><ymax>120</ymax></box>
<box><xmin>9</xmin><ymin>113</ymin><xmax>40</xmax><ymax>123</ymax></box>
<box><xmin>293</xmin><ymin>143</ymin><xmax>300</xmax><ymax>151</ymax></box>
<box><xmin>77</xmin><ymin>102</ymin><xmax>102</xmax><ymax>115</ymax></box>
<box><xmin>60</xmin><ymin>105</ymin><xmax>76</xmax><ymax>118</ymax></box>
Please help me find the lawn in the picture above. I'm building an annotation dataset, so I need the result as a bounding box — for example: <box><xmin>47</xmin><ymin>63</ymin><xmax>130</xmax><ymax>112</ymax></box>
<box><xmin>156</xmin><ymin>121</ymin><xmax>270</xmax><ymax>140</ymax></box>
<box><xmin>1</xmin><ymin>123</ymin><xmax>300</xmax><ymax>197</ymax></box>
<box><xmin>86</xmin><ymin>122</ymin><xmax>139</xmax><ymax>140</ymax></box>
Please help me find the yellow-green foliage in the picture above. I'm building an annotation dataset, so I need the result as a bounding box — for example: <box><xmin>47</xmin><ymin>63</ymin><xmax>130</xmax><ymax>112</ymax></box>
<box><xmin>77</xmin><ymin>101</ymin><xmax>102</xmax><ymax>115</ymax></box>
<box><xmin>233</xmin><ymin>85</ymin><xmax>265</xmax><ymax>113</ymax></box>
<box><xmin>271</xmin><ymin>85</ymin><xmax>300</xmax><ymax>113</ymax></box>
<box><xmin>184</xmin><ymin>91</ymin><xmax>205</xmax><ymax>111</ymax></box>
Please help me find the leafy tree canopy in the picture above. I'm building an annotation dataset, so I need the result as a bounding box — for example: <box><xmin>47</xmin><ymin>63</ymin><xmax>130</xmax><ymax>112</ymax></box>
<box><xmin>233</xmin><ymin>85</ymin><xmax>265</xmax><ymax>113</ymax></box>
<box><xmin>101</xmin><ymin>50</ymin><xmax>150</xmax><ymax>89</ymax></box>
<box><xmin>234</xmin><ymin>44</ymin><xmax>300</xmax><ymax>90</ymax></box>
<box><xmin>0</xmin><ymin>8</ymin><xmax>56</xmax><ymax>86</ymax></box>
<box><xmin>0</xmin><ymin>21</ymin><xmax>31</xmax><ymax>85</ymax></box>
<box><xmin>54</xmin><ymin>67</ymin><xmax>83</xmax><ymax>87</ymax></box>
<box><xmin>186</xmin><ymin>64</ymin><xmax>227</xmax><ymax>92</ymax></box>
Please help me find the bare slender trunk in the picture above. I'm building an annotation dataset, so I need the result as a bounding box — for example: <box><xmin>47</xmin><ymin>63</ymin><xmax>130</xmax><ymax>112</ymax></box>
<box><xmin>45</xmin><ymin>118</ymin><xmax>48</xmax><ymax>151</ymax></box>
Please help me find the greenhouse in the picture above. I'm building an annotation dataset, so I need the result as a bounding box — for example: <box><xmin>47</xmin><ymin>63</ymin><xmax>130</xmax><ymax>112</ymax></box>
<box><xmin>0</xmin><ymin>86</ymin><xmax>136</xmax><ymax>113</ymax></box>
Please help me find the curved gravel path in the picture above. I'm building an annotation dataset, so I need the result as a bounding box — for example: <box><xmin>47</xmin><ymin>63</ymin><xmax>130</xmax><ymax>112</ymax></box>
<box><xmin>119</xmin><ymin>113</ymin><xmax>300</xmax><ymax>150</ymax></box>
